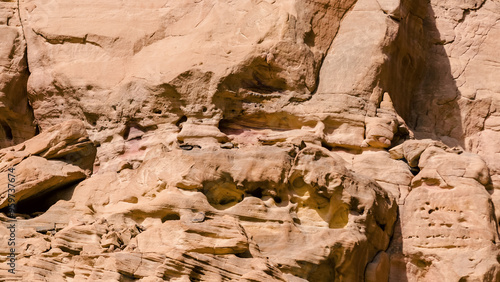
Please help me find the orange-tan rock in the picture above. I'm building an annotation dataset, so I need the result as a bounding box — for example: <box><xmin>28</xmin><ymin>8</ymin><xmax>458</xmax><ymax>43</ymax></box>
<box><xmin>0</xmin><ymin>0</ymin><xmax>499</xmax><ymax>281</ymax></box>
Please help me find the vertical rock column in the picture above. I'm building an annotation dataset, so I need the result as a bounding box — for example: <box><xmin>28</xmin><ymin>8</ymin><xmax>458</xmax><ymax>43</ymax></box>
<box><xmin>0</xmin><ymin>0</ymin><xmax>35</xmax><ymax>148</ymax></box>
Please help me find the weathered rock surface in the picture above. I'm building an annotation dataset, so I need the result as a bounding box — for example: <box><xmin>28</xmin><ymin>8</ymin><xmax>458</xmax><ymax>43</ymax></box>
<box><xmin>0</xmin><ymin>0</ymin><xmax>35</xmax><ymax>148</ymax></box>
<box><xmin>0</xmin><ymin>142</ymin><xmax>397</xmax><ymax>281</ymax></box>
<box><xmin>0</xmin><ymin>119</ymin><xmax>95</xmax><ymax>210</ymax></box>
<box><xmin>0</xmin><ymin>0</ymin><xmax>499</xmax><ymax>281</ymax></box>
<box><xmin>387</xmin><ymin>141</ymin><xmax>499</xmax><ymax>281</ymax></box>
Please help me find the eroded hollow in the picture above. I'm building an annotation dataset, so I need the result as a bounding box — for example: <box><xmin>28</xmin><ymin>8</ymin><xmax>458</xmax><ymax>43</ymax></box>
<box><xmin>2</xmin><ymin>182</ymin><xmax>78</xmax><ymax>218</ymax></box>
<box><xmin>249</xmin><ymin>187</ymin><xmax>263</xmax><ymax>198</ymax></box>
<box><xmin>1</xmin><ymin>121</ymin><xmax>13</xmax><ymax>140</ymax></box>
<box><xmin>162</xmin><ymin>213</ymin><xmax>181</xmax><ymax>222</ymax></box>
<box><xmin>203</xmin><ymin>180</ymin><xmax>244</xmax><ymax>210</ymax></box>
<box><xmin>175</xmin><ymin>115</ymin><xmax>187</xmax><ymax>128</ymax></box>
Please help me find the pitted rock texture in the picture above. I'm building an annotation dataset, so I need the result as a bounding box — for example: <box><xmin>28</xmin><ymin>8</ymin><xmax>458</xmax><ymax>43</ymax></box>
<box><xmin>0</xmin><ymin>0</ymin><xmax>499</xmax><ymax>281</ymax></box>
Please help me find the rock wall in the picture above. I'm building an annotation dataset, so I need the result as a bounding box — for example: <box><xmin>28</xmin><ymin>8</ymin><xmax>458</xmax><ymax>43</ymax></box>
<box><xmin>0</xmin><ymin>0</ymin><xmax>499</xmax><ymax>281</ymax></box>
<box><xmin>0</xmin><ymin>0</ymin><xmax>35</xmax><ymax>148</ymax></box>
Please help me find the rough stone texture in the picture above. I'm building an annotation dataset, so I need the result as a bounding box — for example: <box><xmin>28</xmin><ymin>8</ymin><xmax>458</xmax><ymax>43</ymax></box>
<box><xmin>0</xmin><ymin>0</ymin><xmax>499</xmax><ymax>281</ymax></box>
<box><xmin>0</xmin><ymin>0</ymin><xmax>35</xmax><ymax>148</ymax></box>
<box><xmin>387</xmin><ymin>141</ymin><xmax>499</xmax><ymax>281</ymax></box>
<box><xmin>0</xmin><ymin>119</ymin><xmax>95</xmax><ymax>209</ymax></box>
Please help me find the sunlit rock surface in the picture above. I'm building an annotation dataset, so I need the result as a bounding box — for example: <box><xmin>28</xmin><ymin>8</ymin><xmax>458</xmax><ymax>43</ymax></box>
<box><xmin>0</xmin><ymin>0</ymin><xmax>499</xmax><ymax>281</ymax></box>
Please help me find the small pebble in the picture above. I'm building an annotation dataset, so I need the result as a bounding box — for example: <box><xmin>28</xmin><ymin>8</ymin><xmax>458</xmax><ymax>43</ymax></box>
<box><xmin>191</xmin><ymin>212</ymin><xmax>206</xmax><ymax>223</ymax></box>
<box><xmin>221</xmin><ymin>142</ymin><xmax>234</xmax><ymax>149</ymax></box>
<box><xmin>180</xmin><ymin>145</ymin><xmax>193</xmax><ymax>150</ymax></box>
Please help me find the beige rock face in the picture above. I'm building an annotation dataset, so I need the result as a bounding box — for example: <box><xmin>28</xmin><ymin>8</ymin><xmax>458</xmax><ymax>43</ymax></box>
<box><xmin>0</xmin><ymin>142</ymin><xmax>397</xmax><ymax>281</ymax></box>
<box><xmin>387</xmin><ymin>141</ymin><xmax>500</xmax><ymax>281</ymax></box>
<box><xmin>0</xmin><ymin>0</ymin><xmax>35</xmax><ymax>148</ymax></box>
<box><xmin>0</xmin><ymin>0</ymin><xmax>499</xmax><ymax>281</ymax></box>
<box><xmin>0</xmin><ymin>119</ymin><xmax>95</xmax><ymax>209</ymax></box>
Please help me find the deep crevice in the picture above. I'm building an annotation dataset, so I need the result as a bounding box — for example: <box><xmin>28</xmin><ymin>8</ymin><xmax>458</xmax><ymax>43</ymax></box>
<box><xmin>176</xmin><ymin>115</ymin><xmax>188</xmax><ymax>128</ymax></box>
<box><xmin>17</xmin><ymin>0</ymin><xmax>36</xmax><ymax>141</ymax></box>
<box><xmin>1</xmin><ymin>121</ymin><xmax>13</xmax><ymax>140</ymax></box>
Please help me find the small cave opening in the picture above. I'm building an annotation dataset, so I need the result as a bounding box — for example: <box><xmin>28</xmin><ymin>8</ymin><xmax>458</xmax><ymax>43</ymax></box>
<box><xmin>1</xmin><ymin>121</ymin><xmax>13</xmax><ymax>140</ymax></box>
<box><xmin>320</xmin><ymin>141</ymin><xmax>333</xmax><ymax>151</ymax></box>
<box><xmin>175</xmin><ymin>115</ymin><xmax>187</xmax><ymax>128</ymax></box>
<box><xmin>1</xmin><ymin>183</ymin><xmax>77</xmax><ymax>218</ymax></box>
<box><xmin>249</xmin><ymin>187</ymin><xmax>263</xmax><ymax>198</ymax></box>
<box><xmin>235</xmin><ymin>249</ymin><xmax>253</xmax><ymax>258</ymax></box>
<box><xmin>188</xmin><ymin>265</ymin><xmax>204</xmax><ymax>282</ymax></box>
<box><xmin>401</xmin><ymin>158</ymin><xmax>420</xmax><ymax>176</ymax></box>
<box><xmin>84</xmin><ymin>112</ymin><xmax>99</xmax><ymax>127</ymax></box>
<box><xmin>218</xmin><ymin>198</ymin><xmax>234</xmax><ymax>206</ymax></box>
<box><xmin>119</xmin><ymin>273</ymin><xmax>139</xmax><ymax>282</ymax></box>
<box><xmin>304</xmin><ymin>29</ymin><xmax>316</xmax><ymax>47</ymax></box>
<box><xmin>122</xmin><ymin>121</ymin><xmax>149</xmax><ymax>141</ymax></box>
<box><xmin>161</xmin><ymin>213</ymin><xmax>181</xmax><ymax>223</ymax></box>
<box><xmin>122</xmin><ymin>125</ymin><xmax>131</xmax><ymax>140</ymax></box>
<box><xmin>410</xmin><ymin>166</ymin><xmax>420</xmax><ymax>176</ymax></box>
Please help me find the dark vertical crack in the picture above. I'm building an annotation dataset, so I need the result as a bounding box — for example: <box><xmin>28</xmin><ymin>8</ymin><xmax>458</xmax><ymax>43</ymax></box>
<box><xmin>17</xmin><ymin>0</ymin><xmax>26</xmax><ymax>42</ymax></box>
<box><xmin>17</xmin><ymin>0</ymin><xmax>29</xmax><ymax>74</ymax></box>
<box><xmin>17</xmin><ymin>0</ymin><xmax>37</xmax><ymax>135</ymax></box>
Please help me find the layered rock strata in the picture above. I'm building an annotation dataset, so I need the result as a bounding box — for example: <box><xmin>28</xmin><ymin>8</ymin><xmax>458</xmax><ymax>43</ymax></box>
<box><xmin>0</xmin><ymin>0</ymin><xmax>499</xmax><ymax>281</ymax></box>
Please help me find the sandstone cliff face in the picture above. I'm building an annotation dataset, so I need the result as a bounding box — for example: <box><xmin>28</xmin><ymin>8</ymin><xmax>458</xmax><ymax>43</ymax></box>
<box><xmin>0</xmin><ymin>0</ymin><xmax>35</xmax><ymax>148</ymax></box>
<box><xmin>0</xmin><ymin>0</ymin><xmax>499</xmax><ymax>281</ymax></box>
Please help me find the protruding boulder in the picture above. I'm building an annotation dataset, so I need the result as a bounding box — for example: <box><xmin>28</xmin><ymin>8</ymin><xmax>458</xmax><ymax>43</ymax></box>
<box><xmin>0</xmin><ymin>119</ymin><xmax>95</xmax><ymax>210</ymax></box>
